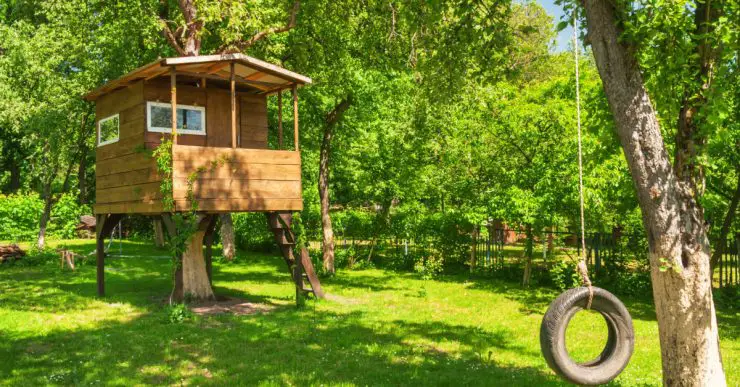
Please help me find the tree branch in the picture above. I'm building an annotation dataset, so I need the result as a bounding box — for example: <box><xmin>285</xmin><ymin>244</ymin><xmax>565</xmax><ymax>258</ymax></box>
<box><xmin>161</xmin><ymin>21</ymin><xmax>187</xmax><ymax>56</ymax></box>
<box><xmin>219</xmin><ymin>1</ymin><xmax>300</xmax><ymax>53</ymax></box>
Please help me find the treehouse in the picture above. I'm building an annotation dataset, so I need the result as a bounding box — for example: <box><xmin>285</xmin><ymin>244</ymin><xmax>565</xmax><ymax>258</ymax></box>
<box><xmin>85</xmin><ymin>54</ymin><xmax>323</xmax><ymax>303</ymax></box>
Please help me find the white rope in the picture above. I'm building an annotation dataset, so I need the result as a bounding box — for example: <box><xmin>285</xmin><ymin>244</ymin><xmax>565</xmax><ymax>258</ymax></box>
<box><xmin>574</xmin><ymin>15</ymin><xmax>593</xmax><ymax>308</ymax></box>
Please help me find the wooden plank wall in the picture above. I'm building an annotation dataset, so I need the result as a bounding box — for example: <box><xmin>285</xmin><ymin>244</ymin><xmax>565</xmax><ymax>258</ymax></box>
<box><xmin>95</xmin><ymin>81</ymin><xmax>164</xmax><ymax>215</ymax></box>
<box><xmin>241</xmin><ymin>95</ymin><xmax>269</xmax><ymax>149</ymax></box>
<box><xmin>172</xmin><ymin>146</ymin><xmax>303</xmax><ymax>212</ymax></box>
<box><xmin>143</xmin><ymin>80</ymin><xmax>267</xmax><ymax>149</ymax></box>
<box><xmin>95</xmin><ymin>80</ymin><xmax>283</xmax><ymax>215</ymax></box>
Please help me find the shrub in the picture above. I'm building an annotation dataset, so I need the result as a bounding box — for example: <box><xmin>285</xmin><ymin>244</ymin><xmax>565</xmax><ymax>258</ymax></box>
<box><xmin>547</xmin><ymin>260</ymin><xmax>581</xmax><ymax>290</ymax></box>
<box><xmin>48</xmin><ymin>193</ymin><xmax>91</xmax><ymax>239</ymax></box>
<box><xmin>0</xmin><ymin>193</ymin><xmax>43</xmax><ymax>241</ymax></box>
<box><xmin>0</xmin><ymin>193</ymin><xmax>91</xmax><ymax>242</ymax></box>
<box><xmin>232</xmin><ymin>212</ymin><xmax>275</xmax><ymax>252</ymax></box>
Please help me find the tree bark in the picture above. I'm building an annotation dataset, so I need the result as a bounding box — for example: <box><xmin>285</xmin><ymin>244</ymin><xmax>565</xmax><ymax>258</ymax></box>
<box><xmin>219</xmin><ymin>213</ymin><xmax>235</xmax><ymax>261</ymax></box>
<box><xmin>37</xmin><ymin>177</ymin><xmax>54</xmax><ymax>250</ymax></box>
<box><xmin>179</xmin><ymin>227</ymin><xmax>215</xmax><ymax>301</ymax></box>
<box><xmin>522</xmin><ymin>224</ymin><xmax>533</xmax><ymax>287</ymax></box>
<box><xmin>318</xmin><ymin>96</ymin><xmax>353</xmax><ymax>274</ymax></box>
<box><xmin>153</xmin><ymin>218</ymin><xmax>166</xmax><ymax>248</ymax></box>
<box><xmin>582</xmin><ymin>1</ymin><xmax>726</xmax><ymax>385</ymax></box>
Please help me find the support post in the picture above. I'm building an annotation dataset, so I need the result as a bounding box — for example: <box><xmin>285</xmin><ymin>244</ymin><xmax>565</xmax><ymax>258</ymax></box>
<box><xmin>292</xmin><ymin>84</ymin><xmax>299</xmax><ymax>151</ymax></box>
<box><xmin>230</xmin><ymin>62</ymin><xmax>237</xmax><ymax>149</ymax></box>
<box><xmin>95</xmin><ymin>213</ymin><xmax>123</xmax><ymax>297</ymax></box>
<box><xmin>278</xmin><ymin>91</ymin><xmax>283</xmax><ymax>149</ymax></box>
<box><xmin>96</xmin><ymin>215</ymin><xmax>106</xmax><ymax>297</ymax></box>
<box><xmin>170</xmin><ymin>67</ymin><xmax>177</xmax><ymax>145</ymax></box>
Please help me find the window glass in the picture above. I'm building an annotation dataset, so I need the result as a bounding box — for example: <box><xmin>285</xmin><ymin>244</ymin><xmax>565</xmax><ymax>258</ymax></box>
<box><xmin>148</xmin><ymin>102</ymin><xmax>205</xmax><ymax>134</ymax></box>
<box><xmin>98</xmin><ymin>114</ymin><xmax>119</xmax><ymax>146</ymax></box>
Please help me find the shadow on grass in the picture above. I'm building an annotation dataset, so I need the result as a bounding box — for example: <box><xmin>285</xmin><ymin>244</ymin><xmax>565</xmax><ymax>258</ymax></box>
<box><xmin>0</xmin><ymin>305</ymin><xmax>569</xmax><ymax>386</ymax></box>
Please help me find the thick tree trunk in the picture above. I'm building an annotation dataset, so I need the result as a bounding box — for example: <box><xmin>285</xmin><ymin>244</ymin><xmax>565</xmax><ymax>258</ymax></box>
<box><xmin>318</xmin><ymin>96</ymin><xmax>352</xmax><ymax>274</ymax></box>
<box><xmin>582</xmin><ymin>1</ymin><xmax>726</xmax><ymax>385</ymax></box>
<box><xmin>180</xmin><ymin>228</ymin><xmax>215</xmax><ymax>300</ymax></box>
<box><xmin>219</xmin><ymin>214</ymin><xmax>235</xmax><ymax>261</ymax></box>
<box><xmin>163</xmin><ymin>215</ymin><xmax>216</xmax><ymax>302</ymax></box>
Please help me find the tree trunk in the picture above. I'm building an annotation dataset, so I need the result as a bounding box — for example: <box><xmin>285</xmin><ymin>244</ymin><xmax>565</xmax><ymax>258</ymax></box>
<box><xmin>318</xmin><ymin>96</ymin><xmax>353</xmax><ymax>274</ymax></box>
<box><xmin>219</xmin><ymin>214</ymin><xmax>235</xmax><ymax>261</ymax></box>
<box><xmin>77</xmin><ymin>150</ymin><xmax>88</xmax><ymax>204</ymax></box>
<box><xmin>6</xmin><ymin>159</ymin><xmax>21</xmax><ymax>193</ymax></box>
<box><xmin>37</xmin><ymin>181</ymin><xmax>53</xmax><ymax>250</ymax></box>
<box><xmin>711</xmin><ymin>172</ymin><xmax>740</xmax><ymax>269</ymax></box>
<box><xmin>522</xmin><ymin>224</ymin><xmax>533</xmax><ymax>287</ymax></box>
<box><xmin>319</xmin><ymin>120</ymin><xmax>336</xmax><ymax>273</ymax></box>
<box><xmin>153</xmin><ymin>218</ymin><xmax>166</xmax><ymax>248</ymax></box>
<box><xmin>582</xmin><ymin>1</ymin><xmax>726</xmax><ymax>385</ymax></box>
<box><xmin>179</xmin><ymin>228</ymin><xmax>215</xmax><ymax>301</ymax></box>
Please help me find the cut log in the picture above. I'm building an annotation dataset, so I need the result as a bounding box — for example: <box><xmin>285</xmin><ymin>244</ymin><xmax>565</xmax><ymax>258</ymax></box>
<box><xmin>0</xmin><ymin>244</ymin><xmax>25</xmax><ymax>263</ymax></box>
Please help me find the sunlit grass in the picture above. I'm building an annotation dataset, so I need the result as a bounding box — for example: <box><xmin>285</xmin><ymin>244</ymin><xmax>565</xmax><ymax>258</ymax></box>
<box><xmin>0</xmin><ymin>239</ymin><xmax>737</xmax><ymax>385</ymax></box>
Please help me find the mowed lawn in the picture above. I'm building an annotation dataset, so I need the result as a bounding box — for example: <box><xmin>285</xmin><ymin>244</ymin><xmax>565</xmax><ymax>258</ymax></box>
<box><xmin>0</xmin><ymin>240</ymin><xmax>738</xmax><ymax>386</ymax></box>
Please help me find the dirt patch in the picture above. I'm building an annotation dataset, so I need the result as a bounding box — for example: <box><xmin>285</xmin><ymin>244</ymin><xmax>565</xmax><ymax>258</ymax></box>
<box><xmin>189</xmin><ymin>297</ymin><xmax>274</xmax><ymax>316</ymax></box>
<box><xmin>325</xmin><ymin>293</ymin><xmax>360</xmax><ymax>305</ymax></box>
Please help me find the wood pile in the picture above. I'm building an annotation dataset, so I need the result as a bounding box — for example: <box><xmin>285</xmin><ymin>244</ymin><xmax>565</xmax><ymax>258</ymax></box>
<box><xmin>0</xmin><ymin>244</ymin><xmax>25</xmax><ymax>263</ymax></box>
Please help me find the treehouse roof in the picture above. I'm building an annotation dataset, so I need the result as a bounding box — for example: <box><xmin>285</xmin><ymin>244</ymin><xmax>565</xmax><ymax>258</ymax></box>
<box><xmin>84</xmin><ymin>54</ymin><xmax>312</xmax><ymax>101</ymax></box>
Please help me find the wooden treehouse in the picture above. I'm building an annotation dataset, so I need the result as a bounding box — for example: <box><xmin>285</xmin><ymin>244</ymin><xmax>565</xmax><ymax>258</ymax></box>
<box><xmin>84</xmin><ymin>54</ymin><xmax>323</xmax><ymax>303</ymax></box>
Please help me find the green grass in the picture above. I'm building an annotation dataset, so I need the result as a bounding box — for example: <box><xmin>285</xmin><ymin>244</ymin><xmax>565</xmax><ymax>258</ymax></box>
<box><xmin>0</xmin><ymin>239</ymin><xmax>738</xmax><ymax>386</ymax></box>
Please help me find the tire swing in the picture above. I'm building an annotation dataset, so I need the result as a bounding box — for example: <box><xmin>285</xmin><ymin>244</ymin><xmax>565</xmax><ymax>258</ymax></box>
<box><xmin>539</xmin><ymin>16</ymin><xmax>634</xmax><ymax>386</ymax></box>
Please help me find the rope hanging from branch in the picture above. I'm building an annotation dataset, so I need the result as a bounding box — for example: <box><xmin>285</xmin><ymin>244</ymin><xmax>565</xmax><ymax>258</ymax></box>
<box><xmin>573</xmin><ymin>14</ymin><xmax>593</xmax><ymax>309</ymax></box>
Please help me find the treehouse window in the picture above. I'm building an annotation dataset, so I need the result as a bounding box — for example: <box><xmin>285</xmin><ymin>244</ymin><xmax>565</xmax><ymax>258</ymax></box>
<box><xmin>98</xmin><ymin>114</ymin><xmax>119</xmax><ymax>146</ymax></box>
<box><xmin>147</xmin><ymin>101</ymin><xmax>206</xmax><ymax>135</ymax></box>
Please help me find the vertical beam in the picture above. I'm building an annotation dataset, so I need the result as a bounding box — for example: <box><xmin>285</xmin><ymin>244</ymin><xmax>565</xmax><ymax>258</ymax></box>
<box><xmin>292</xmin><ymin>84</ymin><xmax>299</xmax><ymax>151</ymax></box>
<box><xmin>230</xmin><ymin>62</ymin><xmax>237</xmax><ymax>149</ymax></box>
<box><xmin>277</xmin><ymin>91</ymin><xmax>283</xmax><ymax>149</ymax></box>
<box><xmin>170</xmin><ymin>67</ymin><xmax>178</xmax><ymax>145</ymax></box>
<box><xmin>95</xmin><ymin>213</ymin><xmax>123</xmax><ymax>297</ymax></box>
<box><xmin>96</xmin><ymin>214</ymin><xmax>106</xmax><ymax>297</ymax></box>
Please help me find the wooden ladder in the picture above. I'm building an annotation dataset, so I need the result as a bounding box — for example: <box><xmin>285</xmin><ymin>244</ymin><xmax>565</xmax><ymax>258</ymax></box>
<box><xmin>266</xmin><ymin>212</ymin><xmax>325</xmax><ymax>302</ymax></box>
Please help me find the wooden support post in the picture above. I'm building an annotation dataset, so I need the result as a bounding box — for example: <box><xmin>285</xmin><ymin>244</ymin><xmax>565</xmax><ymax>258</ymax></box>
<box><xmin>292</xmin><ymin>84</ymin><xmax>299</xmax><ymax>151</ymax></box>
<box><xmin>230</xmin><ymin>62</ymin><xmax>237</xmax><ymax>149</ymax></box>
<box><xmin>96</xmin><ymin>215</ymin><xmax>106</xmax><ymax>297</ymax></box>
<box><xmin>277</xmin><ymin>91</ymin><xmax>283</xmax><ymax>149</ymax></box>
<box><xmin>95</xmin><ymin>213</ymin><xmax>123</xmax><ymax>297</ymax></box>
<box><xmin>170</xmin><ymin>67</ymin><xmax>178</xmax><ymax>145</ymax></box>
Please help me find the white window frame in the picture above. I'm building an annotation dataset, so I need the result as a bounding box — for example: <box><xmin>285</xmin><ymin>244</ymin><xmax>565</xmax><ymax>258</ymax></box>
<box><xmin>147</xmin><ymin>101</ymin><xmax>206</xmax><ymax>136</ymax></box>
<box><xmin>97</xmin><ymin>114</ymin><xmax>120</xmax><ymax>147</ymax></box>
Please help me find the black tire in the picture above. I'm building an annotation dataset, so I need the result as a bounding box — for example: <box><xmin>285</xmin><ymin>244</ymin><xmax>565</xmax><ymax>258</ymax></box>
<box><xmin>540</xmin><ymin>287</ymin><xmax>634</xmax><ymax>386</ymax></box>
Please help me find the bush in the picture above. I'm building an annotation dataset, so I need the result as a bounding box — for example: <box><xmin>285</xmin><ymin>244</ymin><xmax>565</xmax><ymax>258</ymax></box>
<box><xmin>232</xmin><ymin>213</ymin><xmax>275</xmax><ymax>252</ymax></box>
<box><xmin>0</xmin><ymin>193</ymin><xmax>91</xmax><ymax>242</ymax></box>
<box><xmin>48</xmin><ymin>193</ymin><xmax>91</xmax><ymax>239</ymax></box>
<box><xmin>0</xmin><ymin>193</ymin><xmax>44</xmax><ymax>241</ymax></box>
<box><xmin>547</xmin><ymin>260</ymin><xmax>581</xmax><ymax>291</ymax></box>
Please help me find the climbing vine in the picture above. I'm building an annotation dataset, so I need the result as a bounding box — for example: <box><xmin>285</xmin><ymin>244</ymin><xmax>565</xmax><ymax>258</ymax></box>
<box><xmin>151</xmin><ymin>136</ymin><xmax>235</xmax><ymax>301</ymax></box>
